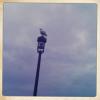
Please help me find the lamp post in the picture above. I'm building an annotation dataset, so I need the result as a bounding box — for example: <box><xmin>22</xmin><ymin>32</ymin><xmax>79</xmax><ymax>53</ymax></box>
<box><xmin>33</xmin><ymin>29</ymin><xmax>47</xmax><ymax>96</ymax></box>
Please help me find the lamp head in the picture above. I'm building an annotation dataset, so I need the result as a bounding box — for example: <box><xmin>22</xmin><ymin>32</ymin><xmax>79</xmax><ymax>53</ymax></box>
<box><xmin>37</xmin><ymin>34</ymin><xmax>47</xmax><ymax>53</ymax></box>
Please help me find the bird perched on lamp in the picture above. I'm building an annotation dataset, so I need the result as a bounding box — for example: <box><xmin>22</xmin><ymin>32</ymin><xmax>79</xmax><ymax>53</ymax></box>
<box><xmin>37</xmin><ymin>28</ymin><xmax>47</xmax><ymax>53</ymax></box>
<box><xmin>40</xmin><ymin>28</ymin><xmax>47</xmax><ymax>37</ymax></box>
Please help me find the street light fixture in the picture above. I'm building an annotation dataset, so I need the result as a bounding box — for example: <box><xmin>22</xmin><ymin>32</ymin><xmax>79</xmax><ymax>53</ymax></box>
<box><xmin>33</xmin><ymin>29</ymin><xmax>47</xmax><ymax>96</ymax></box>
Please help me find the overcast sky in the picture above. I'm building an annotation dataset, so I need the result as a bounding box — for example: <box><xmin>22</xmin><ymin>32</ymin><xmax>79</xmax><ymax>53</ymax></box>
<box><xmin>3</xmin><ymin>3</ymin><xmax>97</xmax><ymax>96</ymax></box>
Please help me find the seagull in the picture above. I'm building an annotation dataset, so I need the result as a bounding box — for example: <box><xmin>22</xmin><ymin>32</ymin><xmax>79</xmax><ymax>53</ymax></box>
<box><xmin>40</xmin><ymin>28</ymin><xmax>47</xmax><ymax>36</ymax></box>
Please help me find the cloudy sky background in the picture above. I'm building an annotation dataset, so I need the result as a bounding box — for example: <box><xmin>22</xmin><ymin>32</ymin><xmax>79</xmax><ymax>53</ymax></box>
<box><xmin>3</xmin><ymin>3</ymin><xmax>97</xmax><ymax>96</ymax></box>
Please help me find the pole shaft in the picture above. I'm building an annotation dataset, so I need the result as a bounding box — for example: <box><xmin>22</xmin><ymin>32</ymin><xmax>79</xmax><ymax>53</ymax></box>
<box><xmin>33</xmin><ymin>52</ymin><xmax>42</xmax><ymax>96</ymax></box>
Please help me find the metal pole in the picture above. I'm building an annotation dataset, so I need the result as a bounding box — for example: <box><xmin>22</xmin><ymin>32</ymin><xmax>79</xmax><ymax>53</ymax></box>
<box><xmin>33</xmin><ymin>52</ymin><xmax>42</xmax><ymax>96</ymax></box>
